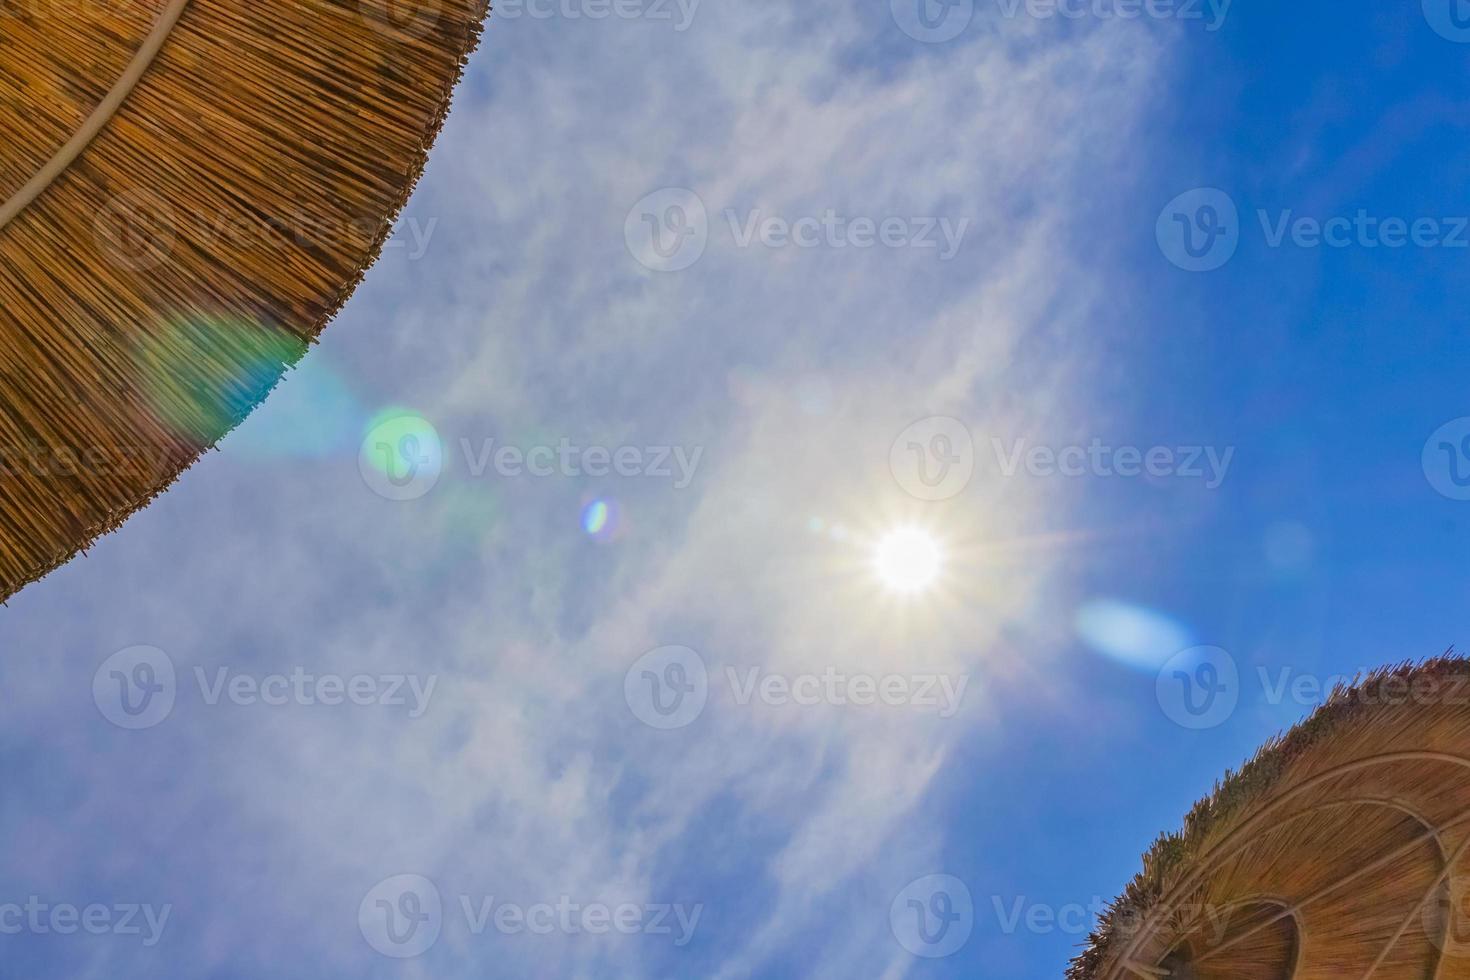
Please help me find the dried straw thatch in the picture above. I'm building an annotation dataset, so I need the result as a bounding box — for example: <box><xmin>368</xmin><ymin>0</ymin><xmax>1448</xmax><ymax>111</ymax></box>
<box><xmin>0</xmin><ymin>0</ymin><xmax>488</xmax><ymax>599</ymax></box>
<box><xmin>1072</xmin><ymin>654</ymin><xmax>1470</xmax><ymax>980</ymax></box>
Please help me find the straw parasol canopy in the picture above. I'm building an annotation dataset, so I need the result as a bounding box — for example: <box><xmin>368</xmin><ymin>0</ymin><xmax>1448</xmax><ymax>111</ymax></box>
<box><xmin>1072</xmin><ymin>655</ymin><xmax>1470</xmax><ymax>980</ymax></box>
<box><xmin>0</xmin><ymin>0</ymin><xmax>488</xmax><ymax>599</ymax></box>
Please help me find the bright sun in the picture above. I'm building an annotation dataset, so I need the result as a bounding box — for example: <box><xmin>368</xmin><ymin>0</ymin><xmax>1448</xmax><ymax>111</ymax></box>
<box><xmin>873</xmin><ymin>527</ymin><xmax>944</xmax><ymax>594</ymax></box>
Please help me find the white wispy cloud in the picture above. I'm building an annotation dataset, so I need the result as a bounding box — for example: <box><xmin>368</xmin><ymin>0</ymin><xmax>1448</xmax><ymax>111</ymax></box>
<box><xmin>0</xmin><ymin>4</ymin><xmax>1174</xmax><ymax>978</ymax></box>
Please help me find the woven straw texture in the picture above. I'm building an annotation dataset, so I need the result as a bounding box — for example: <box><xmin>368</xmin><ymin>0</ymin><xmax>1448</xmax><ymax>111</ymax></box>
<box><xmin>0</xmin><ymin>0</ymin><xmax>487</xmax><ymax>599</ymax></box>
<box><xmin>1073</xmin><ymin>656</ymin><xmax>1470</xmax><ymax>980</ymax></box>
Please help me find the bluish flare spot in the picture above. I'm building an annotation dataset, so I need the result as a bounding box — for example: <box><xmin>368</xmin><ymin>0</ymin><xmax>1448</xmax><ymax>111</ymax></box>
<box><xmin>1075</xmin><ymin>599</ymin><xmax>1193</xmax><ymax>672</ymax></box>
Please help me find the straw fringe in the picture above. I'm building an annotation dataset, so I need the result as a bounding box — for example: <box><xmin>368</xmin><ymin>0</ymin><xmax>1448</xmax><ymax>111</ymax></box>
<box><xmin>0</xmin><ymin>0</ymin><xmax>489</xmax><ymax>599</ymax></box>
<box><xmin>1072</xmin><ymin>651</ymin><xmax>1470</xmax><ymax>980</ymax></box>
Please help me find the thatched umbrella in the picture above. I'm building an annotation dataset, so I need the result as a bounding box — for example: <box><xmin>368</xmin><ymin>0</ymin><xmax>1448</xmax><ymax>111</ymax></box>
<box><xmin>1073</xmin><ymin>655</ymin><xmax>1470</xmax><ymax>980</ymax></box>
<box><xmin>0</xmin><ymin>0</ymin><xmax>488</xmax><ymax>599</ymax></box>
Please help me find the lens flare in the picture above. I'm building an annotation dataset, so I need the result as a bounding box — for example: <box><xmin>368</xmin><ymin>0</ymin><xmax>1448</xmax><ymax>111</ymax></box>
<box><xmin>581</xmin><ymin>497</ymin><xmax>622</xmax><ymax>542</ymax></box>
<box><xmin>134</xmin><ymin>316</ymin><xmax>307</xmax><ymax>449</ymax></box>
<box><xmin>1074</xmin><ymin>599</ymin><xmax>1192</xmax><ymax>671</ymax></box>
<box><xmin>359</xmin><ymin>409</ymin><xmax>444</xmax><ymax>486</ymax></box>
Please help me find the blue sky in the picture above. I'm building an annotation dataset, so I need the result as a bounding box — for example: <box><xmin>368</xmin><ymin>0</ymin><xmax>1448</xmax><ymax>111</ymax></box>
<box><xmin>2</xmin><ymin>1</ymin><xmax>1469</xmax><ymax>978</ymax></box>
